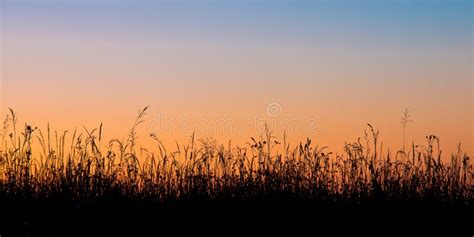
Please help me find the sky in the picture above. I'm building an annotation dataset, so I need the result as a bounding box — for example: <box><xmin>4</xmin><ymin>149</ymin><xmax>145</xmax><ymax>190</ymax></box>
<box><xmin>0</xmin><ymin>0</ymin><xmax>472</xmax><ymax>156</ymax></box>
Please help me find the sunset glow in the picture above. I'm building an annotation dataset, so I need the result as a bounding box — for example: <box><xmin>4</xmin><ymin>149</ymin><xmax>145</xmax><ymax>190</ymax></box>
<box><xmin>1</xmin><ymin>0</ymin><xmax>472</xmax><ymax>155</ymax></box>
<box><xmin>1</xmin><ymin>2</ymin><xmax>474</xmax><ymax>234</ymax></box>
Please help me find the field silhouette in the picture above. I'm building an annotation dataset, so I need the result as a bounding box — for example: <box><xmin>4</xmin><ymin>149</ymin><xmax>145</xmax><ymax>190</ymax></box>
<box><xmin>1</xmin><ymin>107</ymin><xmax>472</xmax><ymax>208</ymax></box>
<box><xmin>1</xmin><ymin>107</ymin><xmax>473</xmax><ymax>235</ymax></box>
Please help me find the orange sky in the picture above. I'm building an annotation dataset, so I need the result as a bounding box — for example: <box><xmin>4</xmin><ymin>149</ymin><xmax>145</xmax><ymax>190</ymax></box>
<box><xmin>1</xmin><ymin>0</ymin><xmax>472</xmax><ymax>157</ymax></box>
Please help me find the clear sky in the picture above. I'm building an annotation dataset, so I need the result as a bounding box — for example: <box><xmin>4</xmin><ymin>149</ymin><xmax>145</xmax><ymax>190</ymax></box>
<box><xmin>1</xmin><ymin>0</ymin><xmax>472</xmax><ymax>156</ymax></box>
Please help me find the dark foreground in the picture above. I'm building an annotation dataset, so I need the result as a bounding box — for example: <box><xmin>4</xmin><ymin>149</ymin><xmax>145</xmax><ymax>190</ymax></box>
<box><xmin>0</xmin><ymin>200</ymin><xmax>472</xmax><ymax>236</ymax></box>
<box><xmin>1</xmin><ymin>111</ymin><xmax>473</xmax><ymax>235</ymax></box>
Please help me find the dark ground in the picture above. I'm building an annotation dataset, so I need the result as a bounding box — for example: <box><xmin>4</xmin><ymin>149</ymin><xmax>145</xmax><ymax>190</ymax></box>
<box><xmin>0</xmin><ymin>200</ymin><xmax>472</xmax><ymax>236</ymax></box>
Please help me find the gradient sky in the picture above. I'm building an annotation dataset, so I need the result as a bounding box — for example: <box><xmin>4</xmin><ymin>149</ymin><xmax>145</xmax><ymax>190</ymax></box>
<box><xmin>1</xmin><ymin>0</ymin><xmax>472</xmax><ymax>156</ymax></box>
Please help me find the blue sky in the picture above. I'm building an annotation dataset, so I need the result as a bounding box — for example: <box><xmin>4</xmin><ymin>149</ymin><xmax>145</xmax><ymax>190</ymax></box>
<box><xmin>1</xmin><ymin>0</ymin><xmax>472</xmax><ymax>154</ymax></box>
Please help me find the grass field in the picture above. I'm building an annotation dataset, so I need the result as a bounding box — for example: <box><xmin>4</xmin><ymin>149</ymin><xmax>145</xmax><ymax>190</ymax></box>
<box><xmin>1</xmin><ymin>107</ymin><xmax>472</xmax><ymax>208</ymax></box>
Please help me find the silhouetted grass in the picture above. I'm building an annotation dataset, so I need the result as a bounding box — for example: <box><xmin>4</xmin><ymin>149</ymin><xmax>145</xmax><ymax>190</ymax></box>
<box><xmin>0</xmin><ymin>107</ymin><xmax>472</xmax><ymax>208</ymax></box>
